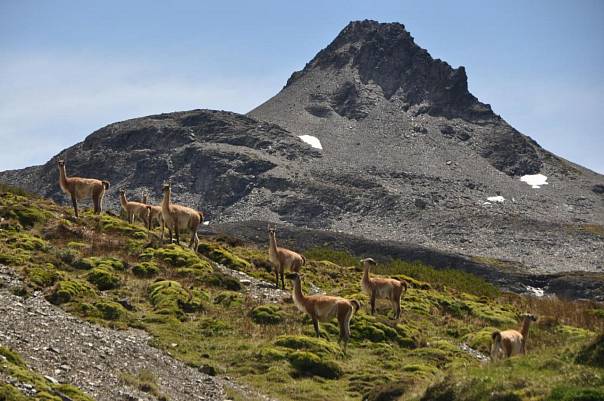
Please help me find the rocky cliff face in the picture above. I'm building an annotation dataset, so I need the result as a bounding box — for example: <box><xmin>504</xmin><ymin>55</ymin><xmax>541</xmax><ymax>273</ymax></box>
<box><xmin>1</xmin><ymin>20</ymin><xmax>603</xmax><ymax>277</ymax></box>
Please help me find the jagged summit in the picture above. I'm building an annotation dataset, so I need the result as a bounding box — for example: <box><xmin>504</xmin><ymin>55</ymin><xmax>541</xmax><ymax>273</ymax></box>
<box><xmin>286</xmin><ymin>20</ymin><xmax>491</xmax><ymax>119</ymax></box>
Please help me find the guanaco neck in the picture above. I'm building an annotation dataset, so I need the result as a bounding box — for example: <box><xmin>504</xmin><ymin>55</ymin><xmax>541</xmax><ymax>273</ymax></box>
<box><xmin>58</xmin><ymin>164</ymin><xmax>70</xmax><ymax>191</ymax></box>
<box><xmin>119</xmin><ymin>192</ymin><xmax>129</xmax><ymax>209</ymax></box>
<box><xmin>362</xmin><ymin>264</ymin><xmax>372</xmax><ymax>286</ymax></box>
<box><xmin>292</xmin><ymin>278</ymin><xmax>306</xmax><ymax>305</ymax></box>
<box><xmin>268</xmin><ymin>232</ymin><xmax>278</xmax><ymax>255</ymax></box>
<box><xmin>161</xmin><ymin>189</ymin><xmax>171</xmax><ymax>213</ymax></box>
<box><xmin>520</xmin><ymin>317</ymin><xmax>532</xmax><ymax>338</ymax></box>
<box><xmin>142</xmin><ymin>194</ymin><xmax>148</xmax><ymax>204</ymax></box>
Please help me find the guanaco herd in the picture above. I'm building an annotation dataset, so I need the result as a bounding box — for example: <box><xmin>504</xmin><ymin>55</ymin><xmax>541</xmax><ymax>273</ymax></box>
<box><xmin>56</xmin><ymin>158</ymin><xmax>538</xmax><ymax>358</ymax></box>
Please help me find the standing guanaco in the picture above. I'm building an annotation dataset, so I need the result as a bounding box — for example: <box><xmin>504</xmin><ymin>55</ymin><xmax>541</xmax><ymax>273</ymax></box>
<box><xmin>57</xmin><ymin>159</ymin><xmax>110</xmax><ymax>217</ymax></box>
<box><xmin>142</xmin><ymin>193</ymin><xmax>164</xmax><ymax>236</ymax></box>
<box><xmin>268</xmin><ymin>225</ymin><xmax>305</xmax><ymax>289</ymax></box>
<box><xmin>287</xmin><ymin>272</ymin><xmax>360</xmax><ymax>352</ymax></box>
<box><xmin>491</xmin><ymin>313</ymin><xmax>537</xmax><ymax>361</ymax></box>
<box><xmin>118</xmin><ymin>189</ymin><xmax>150</xmax><ymax>226</ymax></box>
<box><xmin>360</xmin><ymin>258</ymin><xmax>408</xmax><ymax>320</ymax></box>
<box><xmin>160</xmin><ymin>184</ymin><xmax>203</xmax><ymax>249</ymax></box>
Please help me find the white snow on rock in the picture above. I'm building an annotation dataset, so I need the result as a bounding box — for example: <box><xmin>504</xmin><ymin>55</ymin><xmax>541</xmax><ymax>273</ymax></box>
<box><xmin>520</xmin><ymin>174</ymin><xmax>548</xmax><ymax>189</ymax></box>
<box><xmin>526</xmin><ymin>285</ymin><xmax>545</xmax><ymax>297</ymax></box>
<box><xmin>487</xmin><ymin>196</ymin><xmax>505</xmax><ymax>203</ymax></box>
<box><xmin>299</xmin><ymin>135</ymin><xmax>323</xmax><ymax>150</ymax></box>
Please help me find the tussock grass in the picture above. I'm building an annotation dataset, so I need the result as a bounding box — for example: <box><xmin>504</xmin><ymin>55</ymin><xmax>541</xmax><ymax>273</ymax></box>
<box><xmin>2</xmin><ymin>184</ymin><xmax>604</xmax><ymax>401</ymax></box>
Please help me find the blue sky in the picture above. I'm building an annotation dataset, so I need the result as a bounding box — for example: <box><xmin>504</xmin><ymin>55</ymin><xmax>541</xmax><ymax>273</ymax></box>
<box><xmin>1</xmin><ymin>0</ymin><xmax>603</xmax><ymax>173</ymax></box>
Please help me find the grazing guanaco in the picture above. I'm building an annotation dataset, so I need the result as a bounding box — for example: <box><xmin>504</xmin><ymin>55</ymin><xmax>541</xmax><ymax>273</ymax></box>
<box><xmin>118</xmin><ymin>189</ymin><xmax>150</xmax><ymax>226</ymax></box>
<box><xmin>57</xmin><ymin>159</ymin><xmax>110</xmax><ymax>217</ymax></box>
<box><xmin>160</xmin><ymin>184</ymin><xmax>203</xmax><ymax>249</ymax></box>
<box><xmin>287</xmin><ymin>272</ymin><xmax>360</xmax><ymax>352</ymax></box>
<box><xmin>491</xmin><ymin>313</ymin><xmax>537</xmax><ymax>361</ymax></box>
<box><xmin>268</xmin><ymin>225</ymin><xmax>305</xmax><ymax>289</ymax></box>
<box><xmin>142</xmin><ymin>194</ymin><xmax>164</xmax><ymax>235</ymax></box>
<box><xmin>360</xmin><ymin>258</ymin><xmax>408</xmax><ymax>320</ymax></box>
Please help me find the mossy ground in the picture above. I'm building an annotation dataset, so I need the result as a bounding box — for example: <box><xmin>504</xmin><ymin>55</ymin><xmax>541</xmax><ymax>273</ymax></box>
<box><xmin>1</xmin><ymin>185</ymin><xmax>604</xmax><ymax>401</ymax></box>
<box><xmin>0</xmin><ymin>346</ymin><xmax>94</xmax><ymax>401</ymax></box>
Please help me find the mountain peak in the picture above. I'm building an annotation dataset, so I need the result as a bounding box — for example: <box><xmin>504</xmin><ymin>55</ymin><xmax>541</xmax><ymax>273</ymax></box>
<box><xmin>286</xmin><ymin>20</ymin><xmax>490</xmax><ymax>118</ymax></box>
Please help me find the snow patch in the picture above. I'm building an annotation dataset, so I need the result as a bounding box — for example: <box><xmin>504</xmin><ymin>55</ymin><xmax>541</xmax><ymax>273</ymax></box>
<box><xmin>487</xmin><ymin>196</ymin><xmax>505</xmax><ymax>203</ymax></box>
<box><xmin>526</xmin><ymin>285</ymin><xmax>545</xmax><ymax>297</ymax></box>
<box><xmin>520</xmin><ymin>174</ymin><xmax>548</xmax><ymax>189</ymax></box>
<box><xmin>299</xmin><ymin>135</ymin><xmax>323</xmax><ymax>150</ymax></box>
<box><xmin>202</xmin><ymin>221</ymin><xmax>209</xmax><ymax>226</ymax></box>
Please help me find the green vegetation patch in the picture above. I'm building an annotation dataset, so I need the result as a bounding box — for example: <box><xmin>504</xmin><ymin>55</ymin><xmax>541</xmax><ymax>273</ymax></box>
<box><xmin>305</xmin><ymin>246</ymin><xmax>358</xmax><ymax>267</ymax></box>
<box><xmin>87</xmin><ymin>266</ymin><xmax>121</xmax><ymax>290</ymax></box>
<box><xmin>141</xmin><ymin>244</ymin><xmax>212</xmax><ymax>272</ymax></box>
<box><xmin>576</xmin><ymin>334</ymin><xmax>604</xmax><ymax>368</ymax></box>
<box><xmin>546</xmin><ymin>386</ymin><xmax>604</xmax><ymax>401</ymax></box>
<box><xmin>132</xmin><ymin>261</ymin><xmax>160</xmax><ymax>278</ymax></box>
<box><xmin>463</xmin><ymin>327</ymin><xmax>498</xmax><ymax>354</ymax></box>
<box><xmin>26</xmin><ymin>263</ymin><xmax>61</xmax><ymax>288</ymax></box>
<box><xmin>351</xmin><ymin>314</ymin><xmax>416</xmax><ymax>347</ymax></box>
<box><xmin>251</xmin><ymin>304</ymin><xmax>285</xmax><ymax>324</ymax></box>
<box><xmin>197</xmin><ymin>242</ymin><xmax>252</xmax><ymax>270</ymax></box>
<box><xmin>0</xmin><ymin>346</ymin><xmax>94</xmax><ymax>401</ymax></box>
<box><xmin>287</xmin><ymin>350</ymin><xmax>342</xmax><ymax>379</ymax></box>
<box><xmin>378</xmin><ymin>260</ymin><xmax>500</xmax><ymax>298</ymax></box>
<box><xmin>74</xmin><ymin>256</ymin><xmax>125</xmax><ymax>271</ymax></box>
<box><xmin>202</xmin><ymin>270</ymin><xmax>242</xmax><ymax>290</ymax></box>
<box><xmin>214</xmin><ymin>291</ymin><xmax>244</xmax><ymax>307</ymax></box>
<box><xmin>0</xmin><ymin>202</ymin><xmax>51</xmax><ymax>228</ymax></box>
<box><xmin>3</xmin><ymin>231</ymin><xmax>48</xmax><ymax>251</ymax></box>
<box><xmin>97</xmin><ymin>214</ymin><xmax>147</xmax><ymax>239</ymax></box>
<box><xmin>274</xmin><ymin>335</ymin><xmax>340</xmax><ymax>356</ymax></box>
<box><xmin>48</xmin><ymin>279</ymin><xmax>94</xmax><ymax>304</ymax></box>
<box><xmin>148</xmin><ymin>280</ymin><xmax>206</xmax><ymax>315</ymax></box>
<box><xmin>95</xmin><ymin>301</ymin><xmax>127</xmax><ymax>320</ymax></box>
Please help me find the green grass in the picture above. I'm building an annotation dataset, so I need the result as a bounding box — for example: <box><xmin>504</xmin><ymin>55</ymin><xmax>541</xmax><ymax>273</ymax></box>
<box><xmin>2</xmin><ymin>185</ymin><xmax>604</xmax><ymax>401</ymax></box>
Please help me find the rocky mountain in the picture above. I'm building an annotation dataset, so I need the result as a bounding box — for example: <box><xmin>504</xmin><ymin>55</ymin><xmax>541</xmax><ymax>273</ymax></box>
<box><xmin>1</xmin><ymin>20</ymin><xmax>602</xmax><ymax>283</ymax></box>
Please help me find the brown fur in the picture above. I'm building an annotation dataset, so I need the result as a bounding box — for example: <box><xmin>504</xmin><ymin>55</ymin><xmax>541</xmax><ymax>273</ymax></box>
<box><xmin>287</xmin><ymin>272</ymin><xmax>359</xmax><ymax>352</ymax></box>
<box><xmin>360</xmin><ymin>258</ymin><xmax>408</xmax><ymax>320</ymax></box>
<box><xmin>268</xmin><ymin>225</ymin><xmax>305</xmax><ymax>289</ymax></box>
<box><xmin>142</xmin><ymin>194</ymin><xmax>164</xmax><ymax>236</ymax></box>
<box><xmin>491</xmin><ymin>313</ymin><xmax>537</xmax><ymax>361</ymax></box>
<box><xmin>119</xmin><ymin>190</ymin><xmax>150</xmax><ymax>226</ymax></box>
<box><xmin>160</xmin><ymin>184</ymin><xmax>202</xmax><ymax>249</ymax></box>
<box><xmin>57</xmin><ymin>159</ymin><xmax>109</xmax><ymax>217</ymax></box>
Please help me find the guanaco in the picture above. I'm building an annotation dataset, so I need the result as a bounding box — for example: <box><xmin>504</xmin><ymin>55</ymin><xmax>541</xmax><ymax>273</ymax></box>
<box><xmin>160</xmin><ymin>184</ymin><xmax>203</xmax><ymax>249</ymax></box>
<box><xmin>57</xmin><ymin>159</ymin><xmax>110</xmax><ymax>217</ymax></box>
<box><xmin>118</xmin><ymin>189</ymin><xmax>150</xmax><ymax>226</ymax></box>
<box><xmin>142</xmin><ymin>193</ymin><xmax>164</xmax><ymax>235</ymax></box>
<box><xmin>491</xmin><ymin>313</ymin><xmax>537</xmax><ymax>360</ymax></box>
<box><xmin>268</xmin><ymin>225</ymin><xmax>305</xmax><ymax>289</ymax></box>
<box><xmin>287</xmin><ymin>272</ymin><xmax>360</xmax><ymax>352</ymax></box>
<box><xmin>360</xmin><ymin>258</ymin><xmax>408</xmax><ymax>319</ymax></box>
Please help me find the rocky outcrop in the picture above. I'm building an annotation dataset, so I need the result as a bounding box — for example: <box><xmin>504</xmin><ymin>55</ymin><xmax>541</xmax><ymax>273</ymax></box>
<box><xmin>1</xmin><ymin>20</ymin><xmax>603</xmax><ymax>280</ymax></box>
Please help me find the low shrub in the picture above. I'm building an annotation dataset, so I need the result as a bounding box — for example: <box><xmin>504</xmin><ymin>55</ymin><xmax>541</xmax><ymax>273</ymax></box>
<box><xmin>48</xmin><ymin>279</ymin><xmax>94</xmax><ymax>304</ymax></box>
<box><xmin>197</xmin><ymin>242</ymin><xmax>251</xmax><ymax>270</ymax></box>
<box><xmin>87</xmin><ymin>266</ymin><xmax>120</xmax><ymax>290</ymax></box>
<box><xmin>95</xmin><ymin>301</ymin><xmax>127</xmax><ymax>320</ymax></box>
<box><xmin>251</xmin><ymin>304</ymin><xmax>284</xmax><ymax>324</ymax></box>
<box><xmin>287</xmin><ymin>351</ymin><xmax>342</xmax><ymax>379</ymax></box>
<box><xmin>132</xmin><ymin>262</ymin><xmax>160</xmax><ymax>278</ymax></box>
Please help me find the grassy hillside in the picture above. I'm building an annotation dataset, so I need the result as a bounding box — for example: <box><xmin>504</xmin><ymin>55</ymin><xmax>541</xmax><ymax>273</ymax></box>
<box><xmin>1</xmin><ymin>184</ymin><xmax>603</xmax><ymax>401</ymax></box>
